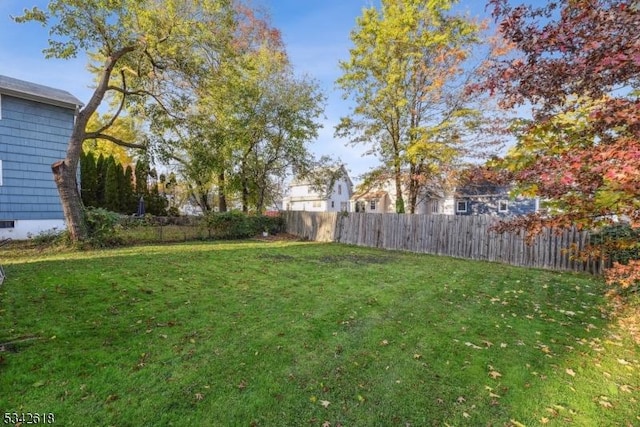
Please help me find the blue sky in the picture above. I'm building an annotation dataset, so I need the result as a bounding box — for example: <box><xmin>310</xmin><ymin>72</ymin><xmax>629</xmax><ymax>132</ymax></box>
<box><xmin>0</xmin><ymin>0</ymin><xmax>496</xmax><ymax>182</ymax></box>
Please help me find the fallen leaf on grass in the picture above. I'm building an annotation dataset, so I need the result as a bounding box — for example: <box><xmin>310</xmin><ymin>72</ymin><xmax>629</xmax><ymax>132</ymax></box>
<box><xmin>194</xmin><ymin>393</ymin><xmax>204</xmax><ymax>401</ymax></box>
<box><xmin>462</xmin><ymin>412</ymin><xmax>470</xmax><ymax>418</ymax></box>
<box><xmin>457</xmin><ymin>396</ymin><xmax>466</xmax><ymax>403</ymax></box>
<box><xmin>465</xmin><ymin>342</ymin><xmax>482</xmax><ymax>350</ymax></box>
<box><xmin>320</xmin><ymin>400</ymin><xmax>331</xmax><ymax>408</ymax></box>
<box><xmin>545</xmin><ymin>407</ymin><xmax>559</xmax><ymax>417</ymax></box>
<box><xmin>105</xmin><ymin>394</ymin><xmax>119</xmax><ymax>403</ymax></box>
<box><xmin>489</xmin><ymin>370</ymin><xmax>502</xmax><ymax>379</ymax></box>
<box><xmin>598</xmin><ymin>399</ymin><xmax>613</xmax><ymax>409</ymax></box>
<box><xmin>620</xmin><ymin>384</ymin><xmax>632</xmax><ymax>393</ymax></box>
<box><xmin>540</xmin><ymin>417</ymin><xmax>550</xmax><ymax>424</ymax></box>
<box><xmin>565</xmin><ymin>368</ymin><xmax>576</xmax><ymax>377</ymax></box>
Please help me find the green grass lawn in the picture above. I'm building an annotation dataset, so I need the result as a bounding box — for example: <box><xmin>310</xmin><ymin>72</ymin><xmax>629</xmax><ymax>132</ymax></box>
<box><xmin>0</xmin><ymin>240</ymin><xmax>638</xmax><ymax>426</ymax></box>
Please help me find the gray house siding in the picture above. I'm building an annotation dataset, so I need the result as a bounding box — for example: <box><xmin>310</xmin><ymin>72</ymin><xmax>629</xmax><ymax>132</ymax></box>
<box><xmin>0</xmin><ymin>94</ymin><xmax>73</xmax><ymax>221</ymax></box>
<box><xmin>454</xmin><ymin>183</ymin><xmax>538</xmax><ymax>217</ymax></box>
<box><xmin>455</xmin><ymin>195</ymin><xmax>538</xmax><ymax>217</ymax></box>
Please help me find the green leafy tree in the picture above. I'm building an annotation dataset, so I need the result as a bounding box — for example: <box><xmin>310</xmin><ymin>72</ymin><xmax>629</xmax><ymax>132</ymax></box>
<box><xmin>80</xmin><ymin>151</ymin><xmax>98</xmax><ymax>207</ymax></box>
<box><xmin>13</xmin><ymin>0</ymin><xmax>235</xmax><ymax>241</ymax></box>
<box><xmin>134</xmin><ymin>159</ymin><xmax>150</xmax><ymax>201</ymax></box>
<box><xmin>95</xmin><ymin>154</ymin><xmax>106</xmax><ymax>207</ymax></box>
<box><xmin>150</xmin><ymin>4</ymin><xmax>324</xmax><ymax>214</ymax></box>
<box><xmin>104</xmin><ymin>156</ymin><xmax>120</xmax><ymax>212</ymax></box>
<box><xmin>479</xmin><ymin>0</ymin><xmax>640</xmax><ymax>292</ymax></box>
<box><xmin>123</xmin><ymin>165</ymin><xmax>136</xmax><ymax>214</ymax></box>
<box><xmin>336</xmin><ymin>0</ymin><xmax>484</xmax><ymax>213</ymax></box>
<box><xmin>230</xmin><ymin>48</ymin><xmax>325</xmax><ymax>213</ymax></box>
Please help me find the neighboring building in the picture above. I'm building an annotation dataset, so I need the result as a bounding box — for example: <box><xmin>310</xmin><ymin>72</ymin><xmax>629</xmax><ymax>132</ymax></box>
<box><xmin>283</xmin><ymin>165</ymin><xmax>353</xmax><ymax>212</ymax></box>
<box><xmin>0</xmin><ymin>75</ymin><xmax>82</xmax><ymax>239</ymax></box>
<box><xmin>352</xmin><ymin>178</ymin><xmax>426</xmax><ymax>214</ymax></box>
<box><xmin>453</xmin><ymin>182</ymin><xmax>539</xmax><ymax>217</ymax></box>
<box><xmin>351</xmin><ymin>173</ymin><xmax>443</xmax><ymax>214</ymax></box>
<box><xmin>351</xmin><ymin>172</ymin><xmax>538</xmax><ymax>217</ymax></box>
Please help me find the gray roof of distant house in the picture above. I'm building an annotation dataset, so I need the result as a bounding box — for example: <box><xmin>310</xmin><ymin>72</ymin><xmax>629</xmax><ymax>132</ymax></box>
<box><xmin>0</xmin><ymin>74</ymin><xmax>83</xmax><ymax>110</ymax></box>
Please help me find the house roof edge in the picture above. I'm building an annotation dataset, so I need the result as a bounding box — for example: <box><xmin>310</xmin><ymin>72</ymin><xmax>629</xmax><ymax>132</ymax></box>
<box><xmin>0</xmin><ymin>74</ymin><xmax>83</xmax><ymax>110</ymax></box>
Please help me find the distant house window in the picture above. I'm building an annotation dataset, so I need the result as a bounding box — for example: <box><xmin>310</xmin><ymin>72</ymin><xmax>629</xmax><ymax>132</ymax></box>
<box><xmin>456</xmin><ymin>200</ymin><xmax>468</xmax><ymax>213</ymax></box>
<box><xmin>0</xmin><ymin>220</ymin><xmax>14</xmax><ymax>229</ymax></box>
<box><xmin>331</xmin><ymin>201</ymin><xmax>335</xmax><ymax>208</ymax></box>
<box><xmin>355</xmin><ymin>201</ymin><xmax>366</xmax><ymax>212</ymax></box>
<box><xmin>338</xmin><ymin>184</ymin><xmax>342</xmax><ymax>195</ymax></box>
<box><xmin>498</xmin><ymin>200</ymin><xmax>509</xmax><ymax>213</ymax></box>
<box><xmin>340</xmin><ymin>202</ymin><xmax>348</xmax><ymax>212</ymax></box>
<box><xmin>312</xmin><ymin>201</ymin><xmax>321</xmax><ymax>208</ymax></box>
<box><xmin>370</xmin><ymin>200</ymin><xmax>376</xmax><ymax>211</ymax></box>
<box><xmin>431</xmin><ymin>201</ymin><xmax>439</xmax><ymax>213</ymax></box>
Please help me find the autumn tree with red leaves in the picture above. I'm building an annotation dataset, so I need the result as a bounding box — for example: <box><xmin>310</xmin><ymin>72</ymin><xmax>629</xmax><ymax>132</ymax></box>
<box><xmin>479</xmin><ymin>0</ymin><xmax>640</xmax><ymax>293</ymax></box>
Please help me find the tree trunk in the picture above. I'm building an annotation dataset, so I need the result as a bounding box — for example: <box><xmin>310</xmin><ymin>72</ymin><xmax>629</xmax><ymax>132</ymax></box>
<box><xmin>256</xmin><ymin>187</ymin><xmax>265</xmax><ymax>214</ymax></box>
<box><xmin>199</xmin><ymin>191</ymin><xmax>212</xmax><ymax>213</ymax></box>
<box><xmin>408</xmin><ymin>163</ymin><xmax>419</xmax><ymax>214</ymax></box>
<box><xmin>240</xmin><ymin>159</ymin><xmax>249</xmax><ymax>212</ymax></box>
<box><xmin>52</xmin><ymin>47</ymin><xmax>136</xmax><ymax>242</ymax></box>
<box><xmin>242</xmin><ymin>184</ymin><xmax>249</xmax><ymax>213</ymax></box>
<box><xmin>393</xmin><ymin>160</ymin><xmax>405</xmax><ymax>213</ymax></box>
<box><xmin>218</xmin><ymin>172</ymin><xmax>227</xmax><ymax>212</ymax></box>
<box><xmin>52</xmin><ymin>160</ymin><xmax>86</xmax><ymax>241</ymax></box>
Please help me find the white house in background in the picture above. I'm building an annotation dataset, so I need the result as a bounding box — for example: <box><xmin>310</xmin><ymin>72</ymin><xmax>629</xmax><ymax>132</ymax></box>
<box><xmin>282</xmin><ymin>165</ymin><xmax>353</xmax><ymax>212</ymax></box>
<box><xmin>352</xmin><ymin>173</ymin><xmax>452</xmax><ymax>214</ymax></box>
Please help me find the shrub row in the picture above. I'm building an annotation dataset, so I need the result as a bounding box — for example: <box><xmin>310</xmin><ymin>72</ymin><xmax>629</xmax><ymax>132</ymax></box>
<box><xmin>79</xmin><ymin>208</ymin><xmax>286</xmax><ymax>247</ymax></box>
<box><xmin>590</xmin><ymin>223</ymin><xmax>640</xmax><ymax>265</ymax></box>
<box><xmin>203</xmin><ymin>211</ymin><xmax>285</xmax><ymax>240</ymax></box>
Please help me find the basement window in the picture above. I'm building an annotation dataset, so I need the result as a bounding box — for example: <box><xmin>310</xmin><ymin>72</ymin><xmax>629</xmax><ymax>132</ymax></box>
<box><xmin>456</xmin><ymin>200</ymin><xmax>468</xmax><ymax>213</ymax></box>
<box><xmin>0</xmin><ymin>220</ymin><xmax>15</xmax><ymax>229</ymax></box>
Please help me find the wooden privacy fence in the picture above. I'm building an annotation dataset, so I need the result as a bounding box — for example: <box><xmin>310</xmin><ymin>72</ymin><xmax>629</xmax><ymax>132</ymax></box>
<box><xmin>281</xmin><ymin>211</ymin><xmax>605</xmax><ymax>274</ymax></box>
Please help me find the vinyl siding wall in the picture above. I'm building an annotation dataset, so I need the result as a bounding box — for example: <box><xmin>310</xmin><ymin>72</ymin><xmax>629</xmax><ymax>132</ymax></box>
<box><xmin>0</xmin><ymin>94</ymin><xmax>73</xmax><ymax>221</ymax></box>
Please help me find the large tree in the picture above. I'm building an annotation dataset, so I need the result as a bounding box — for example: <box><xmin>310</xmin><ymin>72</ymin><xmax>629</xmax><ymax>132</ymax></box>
<box><xmin>151</xmin><ymin>5</ymin><xmax>324</xmax><ymax>213</ymax></box>
<box><xmin>14</xmin><ymin>0</ymin><xmax>234</xmax><ymax>241</ymax></box>
<box><xmin>336</xmin><ymin>0</ymin><xmax>484</xmax><ymax>213</ymax></box>
<box><xmin>479</xmin><ymin>0</ymin><xmax>640</xmax><ymax>289</ymax></box>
